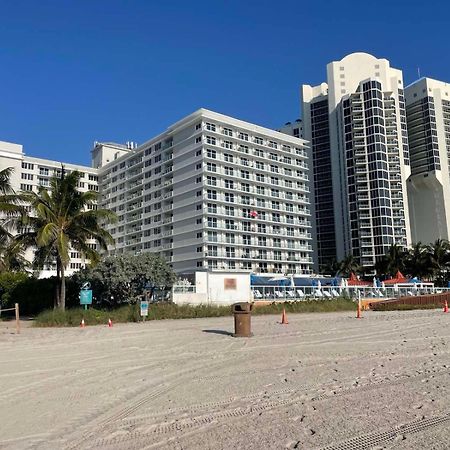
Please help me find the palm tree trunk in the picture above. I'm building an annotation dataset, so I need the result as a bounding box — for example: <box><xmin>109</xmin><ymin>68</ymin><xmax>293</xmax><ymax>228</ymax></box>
<box><xmin>55</xmin><ymin>259</ymin><xmax>61</xmax><ymax>309</ymax></box>
<box><xmin>60</xmin><ymin>263</ymin><xmax>66</xmax><ymax>311</ymax></box>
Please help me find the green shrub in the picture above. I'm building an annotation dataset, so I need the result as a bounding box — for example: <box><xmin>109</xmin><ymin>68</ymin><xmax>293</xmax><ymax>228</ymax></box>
<box><xmin>33</xmin><ymin>298</ymin><xmax>356</xmax><ymax>327</ymax></box>
<box><xmin>0</xmin><ymin>272</ymin><xmax>28</xmax><ymax>311</ymax></box>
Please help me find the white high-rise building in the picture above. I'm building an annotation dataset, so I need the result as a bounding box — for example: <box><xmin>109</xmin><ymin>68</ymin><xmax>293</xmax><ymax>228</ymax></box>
<box><xmin>97</xmin><ymin>109</ymin><xmax>314</xmax><ymax>274</ymax></box>
<box><xmin>302</xmin><ymin>52</ymin><xmax>411</xmax><ymax>270</ymax></box>
<box><xmin>405</xmin><ymin>78</ymin><xmax>450</xmax><ymax>243</ymax></box>
<box><xmin>0</xmin><ymin>109</ymin><xmax>314</xmax><ymax>276</ymax></box>
<box><xmin>0</xmin><ymin>140</ymin><xmax>98</xmax><ymax>276</ymax></box>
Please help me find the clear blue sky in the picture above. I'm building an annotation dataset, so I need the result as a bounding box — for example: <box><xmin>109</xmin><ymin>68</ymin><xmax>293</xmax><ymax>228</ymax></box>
<box><xmin>1</xmin><ymin>0</ymin><xmax>449</xmax><ymax>166</ymax></box>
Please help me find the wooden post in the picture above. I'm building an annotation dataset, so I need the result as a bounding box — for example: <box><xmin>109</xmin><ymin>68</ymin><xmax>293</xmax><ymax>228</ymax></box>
<box><xmin>15</xmin><ymin>303</ymin><xmax>20</xmax><ymax>335</ymax></box>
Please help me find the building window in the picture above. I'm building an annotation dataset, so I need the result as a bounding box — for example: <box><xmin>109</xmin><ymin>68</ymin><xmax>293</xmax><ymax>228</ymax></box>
<box><xmin>224</xmin><ymin>206</ymin><xmax>235</xmax><ymax>216</ymax></box>
<box><xmin>206</xmin><ymin>149</ymin><xmax>216</xmax><ymax>159</ymax></box>
<box><xmin>206</xmin><ymin>122</ymin><xmax>216</xmax><ymax>131</ymax></box>
<box><xmin>222</xmin><ymin>127</ymin><xmax>233</xmax><ymax>136</ymax></box>
<box><xmin>224</xmin><ymin>192</ymin><xmax>235</xmax><ymax>203</ymax></box>
<box><xmin>206</xmin><ymin>136</ymin><xmax>216</xmax><ymax>145</ymax></box>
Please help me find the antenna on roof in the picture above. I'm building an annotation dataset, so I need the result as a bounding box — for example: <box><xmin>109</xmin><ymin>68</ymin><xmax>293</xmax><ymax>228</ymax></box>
<box><xmin>417</xmin><ymin>67</ymin><xmax>421</xmax><ymax>79</ymax></box>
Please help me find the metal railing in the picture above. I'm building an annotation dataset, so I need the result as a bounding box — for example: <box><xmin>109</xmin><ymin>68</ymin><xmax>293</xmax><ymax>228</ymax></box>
<box><xmin>250</xmin><ymin>285</ymin><xmax>450</xmax><ymax>302</ymax></box>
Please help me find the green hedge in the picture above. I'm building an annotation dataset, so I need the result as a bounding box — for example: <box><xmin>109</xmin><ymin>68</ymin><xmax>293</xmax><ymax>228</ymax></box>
<box><xmin>33</xmin><ymin>298</ymin><xmax>356</xmax><ymax>327</ymax></box>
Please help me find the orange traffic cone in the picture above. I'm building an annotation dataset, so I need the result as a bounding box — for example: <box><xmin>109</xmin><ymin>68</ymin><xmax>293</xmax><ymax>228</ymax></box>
<box><xmin>281</xmin><ymin>308</ymin><xmax>289</xmax><ymax>325</ymax></box>
<box><xmin>444</xmin><ymin>300</ymin><xmax>449</xmax><ymax>313</ymax></box>
<box><xmin>356</xmin><ymin>301</ymin><xmax>362</xmax><ymax>319</ymax></box>
<box><xmin>108</xmin><ymin>318</ymin><xmax>113</xmax><ymax>327</ymax></box>
<box><xmin>80</xmin><ymin>318</ymin><xmax>85</xmax><ymax>328</ymax></box>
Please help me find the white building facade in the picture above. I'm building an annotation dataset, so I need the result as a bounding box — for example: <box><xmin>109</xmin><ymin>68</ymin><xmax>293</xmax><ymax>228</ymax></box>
<box><xmin>97</xmin><ymin>109</ymin><xmax>314</xmax><ymax>275</ymax></box>
<box><xmin>302</xmin><ymin>52</ymin><xmax>412</xmax><ymax>270</ymax></box>
<box><xmin>405</xmin><ymin>78</ymin><xmax>450</xmax><ymax>243</ymax></box>
<box><xmin>0</xmin><ymin>140</ymin><xmax>99</xmax><ymax>277</ymax></box>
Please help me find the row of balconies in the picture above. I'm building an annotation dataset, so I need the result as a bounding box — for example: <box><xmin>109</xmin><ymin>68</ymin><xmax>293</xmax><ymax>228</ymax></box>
<box><xmin>204</xmin><ymin>166</ymin><xmax>309</xmax><ymax>183</ymax></box>
<box><xmin>204</xmin><ymin>251</ymin><xmax>313</xmax><ymax>263</ymax></box>
<box><xmin>202</xmin><ymin>128</ymin><xmax>308</xmax><ymax>158</ymax></box>
<box><xmin>204</xmin><ymin>239</ymin><xmax>312</xmax><ymax>250</ymax></box>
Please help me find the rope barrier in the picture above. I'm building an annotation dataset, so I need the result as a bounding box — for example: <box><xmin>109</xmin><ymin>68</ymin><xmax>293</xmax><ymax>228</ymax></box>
<box><xmin>0</xmin><ymin>304</ymin><xmax>20</xmax><ymax>334</ymax></box>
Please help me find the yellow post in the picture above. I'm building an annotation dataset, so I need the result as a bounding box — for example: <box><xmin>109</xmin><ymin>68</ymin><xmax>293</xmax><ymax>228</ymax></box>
<box><xmin>15</xmin><ymin>303</ymin><xmax>20</xmax><ymax>334</ymax></box>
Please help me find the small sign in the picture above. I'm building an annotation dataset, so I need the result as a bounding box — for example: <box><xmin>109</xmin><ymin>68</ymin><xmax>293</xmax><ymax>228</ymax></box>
<box><xmin>79</xmin><ymin>290</ymin><xmax>93</xmax><ymax>305</ymax></box>
<box><xmin>224</xmin><ymin>278</ymin><xmax>237</xmax><ymax>290</ymax></box>
<box><xmin>140</xmin><ymin>300</ymin><xmax>149</xmax><ymax>317</ymax></box>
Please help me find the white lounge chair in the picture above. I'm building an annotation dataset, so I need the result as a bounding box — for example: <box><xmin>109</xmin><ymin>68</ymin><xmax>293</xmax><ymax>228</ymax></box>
<box><xmin>253</xmin><ymin>289</ymin><xmax>263</xmax><ymax>298</ymax></box>
<box><xmin>323</xmin><ymin>291</ymin><xmax>332</xmax><ymax>299</ymax></box>
<box><xmin>286</xmin><ymin>290</ymin><xmax>295</xmax><ymax>298</ymax></box>
<box><xmin>274</xmin><ymin>290</ymin><xmax>284</xmax><ymax>298</ymax></box>
<box><xmin>331</xmin><ymin>289</ymin><xmax>340</xmax><ymax>297</ymax></box>
<box><xmin>313</xmin><ymin>290</ymin><xmax>323</xmax><ymax>298</ymax></box>
<box><xmin>296</xmin><ymin>289</ymin><xmax>305</xmax><ymax>299</ymax></box>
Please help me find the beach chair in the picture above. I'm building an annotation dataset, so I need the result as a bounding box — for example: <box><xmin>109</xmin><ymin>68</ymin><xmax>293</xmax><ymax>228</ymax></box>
<box><xmin>323</xmin><ymin>291</ymin><xmax>332</xmax><ymax>298</ymax></box>
<box><xmin>331</xmin><ymin>289</ymin><xmax>340</xmax><ymax>297</ymax></box>
<box><xmin>313</xmin><ymin>289</ymin><xmax>323</xmax><ymax>298</ymax></box>
<box><xmin>274</xmin><ymin>290</ymin><xmax>284</xmax><ymax>299</ymax></box>
<box><xmin>296</xmin><ymin>289</ymin><xmax>305</xmax><ymax>299</ymax></box>
<box><xmin>253</xmin><ymin>289</ymin><xmax>263</xmax><ymax>298</ymax></box>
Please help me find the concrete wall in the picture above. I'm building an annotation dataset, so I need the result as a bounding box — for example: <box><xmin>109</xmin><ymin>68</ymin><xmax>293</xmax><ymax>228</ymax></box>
<box><xmin>173</xmin><ymin>271</ymin><xmax>251</xmax><ymax>305</ymax></box>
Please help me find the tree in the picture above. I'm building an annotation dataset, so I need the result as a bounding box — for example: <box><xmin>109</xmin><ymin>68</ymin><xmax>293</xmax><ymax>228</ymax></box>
<box><xmin>427</xmin><ymin>239</ymin><xmax>450</xmax><ymax>286</ymax></box>
<box><xmin>0</xmin><ymin>167</ymin><xmax>26</xmax><ymax>272</ymax></box>
<box><xmin>319</xmin><ymin>259</ymin><xmax>340</xmax><ymax>276</ymax></box>
<box><xmin>73</xmin><ymin>253</ymin><xmax>177</xmax><ymax>307</ymax></box>
<box><xmin>338</xmin><ymin>254</ymin><xmax>361</xmax><ymax>277</ymax></box>
<box><xmin>375</xmin><ymin>244</ymin><xmax>406</xmax><ymax>278</ymax></box>
<box><xmin>15</xmin><ymin>169</ymin><xmax>116</xmax><ymax>310</ymax></box>
<box><xmin>404</xmin><ymin>242</ymin><xmax>432</xmax><ymax>280</ymax></box>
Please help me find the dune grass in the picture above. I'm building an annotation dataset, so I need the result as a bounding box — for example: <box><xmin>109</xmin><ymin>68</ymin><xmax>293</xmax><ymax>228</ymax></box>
<box><xmin>33</xmin><ymin>298</ymin><xmax>357</xmax><ymax>327</ymax></box>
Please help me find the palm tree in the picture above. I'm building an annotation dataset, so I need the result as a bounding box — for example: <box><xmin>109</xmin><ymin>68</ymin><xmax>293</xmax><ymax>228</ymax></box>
<box><xmin>427</xmin><ymin>239</ymin><xmax>450</xmax><ymax>286</ymax></box>
<box><xmin>404</xmin><ymin>242</ymin><xmax>432</xmax><ymax>280</ymax></box>
<box><xmin>15</xmin><ymin>169</ymin><xmax>117</xmax><ymax>309</ymax></box>
<box><xmin>338</xmin><ymin>254</ymin><xmax>361</xmax><ymax>277</ymax></box>
<box><xmin>375</xmin><ymin>244</ymin><xmax>406</xmax><ymax>278</ymax></box>
<box><xmin>0</xmin><ymin>167</ymin><xmax>26</xmax><ymax>272</ymax></box>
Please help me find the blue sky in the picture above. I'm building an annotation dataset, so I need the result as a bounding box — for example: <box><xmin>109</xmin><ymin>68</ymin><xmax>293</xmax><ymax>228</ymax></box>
<box><xmin>1</xmin><ymin>0</ymin><xmax>449</xmax><ymax>166</ymax></box>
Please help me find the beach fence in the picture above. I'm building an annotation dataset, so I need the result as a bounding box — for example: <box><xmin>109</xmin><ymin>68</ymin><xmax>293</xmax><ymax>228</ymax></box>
<box><xmin>0</xmin><ymin>303</ymin><xmax>20</xmax><ymax>334</ymax></box>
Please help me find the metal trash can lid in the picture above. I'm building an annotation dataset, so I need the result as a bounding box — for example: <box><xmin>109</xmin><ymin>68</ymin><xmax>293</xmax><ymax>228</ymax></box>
<box><xmin>233</xmin><ymin>302</ymin><xmax>253</xmax><ymax>312</ymax></box>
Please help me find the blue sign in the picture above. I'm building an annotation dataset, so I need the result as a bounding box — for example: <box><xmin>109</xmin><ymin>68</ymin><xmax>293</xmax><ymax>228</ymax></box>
<box><xmin>80</xmin><ymin>290</ymin><xmax>93</xmax><ymax>305</ymax></box>
<box><xmin>140</xmin><ymin>300</ymin><xmax>149</xmax><ymax>316</ymax></box>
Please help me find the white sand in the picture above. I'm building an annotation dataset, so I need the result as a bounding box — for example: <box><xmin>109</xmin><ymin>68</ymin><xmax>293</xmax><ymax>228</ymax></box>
<box><xmin>0</xmin><ymin>309</ymin><xmax>449</xmax><ymax>450</ymax></box>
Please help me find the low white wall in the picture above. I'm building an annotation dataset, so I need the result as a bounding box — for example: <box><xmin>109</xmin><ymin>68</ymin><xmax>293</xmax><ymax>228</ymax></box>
<box><xmin>172</xmin><ymin>293</ymin><xmax>208</xmax><ymax>305</ymax></box>
<box><xmin>172</xmin><ymin>271</ymin><xmax>252</xmax><ymax>306</ymax></box>
<box><xmin>206</xmin><ymin>272</ymin><xmax>251</xmax><ymax>305</ymax></box>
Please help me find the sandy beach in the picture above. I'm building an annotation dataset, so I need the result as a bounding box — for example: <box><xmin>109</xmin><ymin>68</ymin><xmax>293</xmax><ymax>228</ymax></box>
<box><xmin>0</xmin><ymin>309</ymin><xmax>449</xmax><ymax>449</ymax></box>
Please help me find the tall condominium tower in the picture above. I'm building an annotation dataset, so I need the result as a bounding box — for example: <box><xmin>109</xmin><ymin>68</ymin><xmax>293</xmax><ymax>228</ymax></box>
<box><xmin>302</xmin><ymin>53</ymin><xmax>411</xmax><ymax>270</ymax></box>
<box><xmin>302</xmin><ymin>83</ymin><xmax>335</xmax><ymax>270</ymax></box>
<box><xmin>405</xmin><ymin>78</ymin><xmax>450</xmax><ymax>242</ymax></box>
<box><xmin>97</xmin><ymin>109</ymin><xmax>314</xmax><ymax>274</ymax></box>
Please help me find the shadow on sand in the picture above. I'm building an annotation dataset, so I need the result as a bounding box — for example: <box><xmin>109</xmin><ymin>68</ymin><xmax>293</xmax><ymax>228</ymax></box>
<box><xmin>202</xmin><ymin>329</ymin><xmax>233</xmax><ymax>336</ymax></box>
